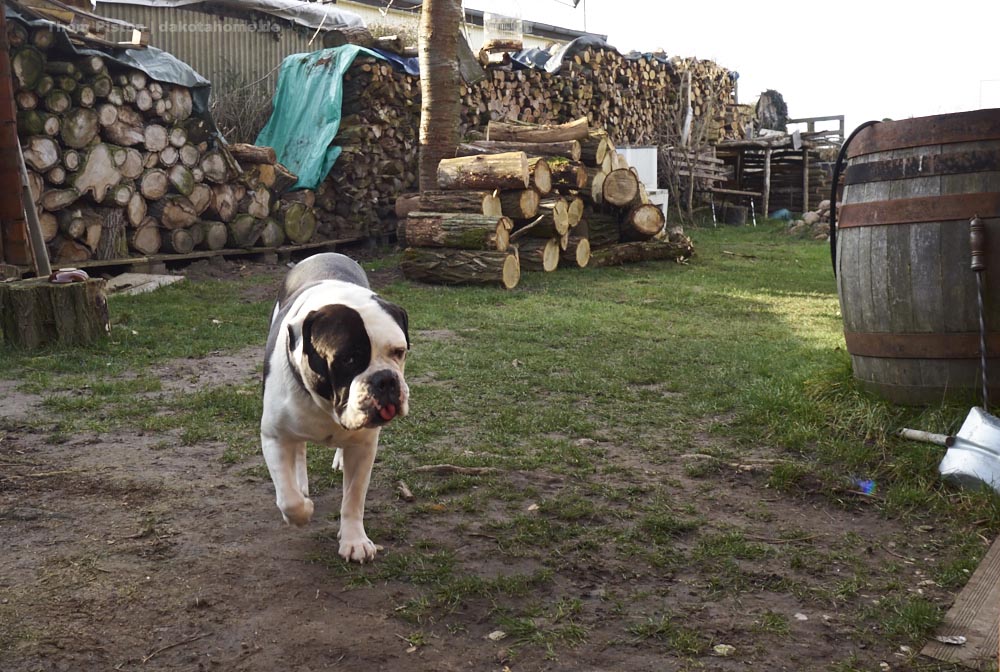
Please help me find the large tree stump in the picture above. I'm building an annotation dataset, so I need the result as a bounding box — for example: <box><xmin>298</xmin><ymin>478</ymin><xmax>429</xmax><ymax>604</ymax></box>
<box><xmin>0</xmin><ymin>277</ymin><xmax>109</xmax><ymax>349</ymax></box>
<box><xmin>400</xmin><ymin>247</ymin><xmax>520</xmax><ymax>289</ymax></box>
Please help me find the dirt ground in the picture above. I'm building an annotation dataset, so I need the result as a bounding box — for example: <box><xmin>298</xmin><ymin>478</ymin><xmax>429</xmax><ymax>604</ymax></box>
<box><xmin>0</xmin><ymin>256</ymin><xmax>987</xmax><ymax>671</ymax></box>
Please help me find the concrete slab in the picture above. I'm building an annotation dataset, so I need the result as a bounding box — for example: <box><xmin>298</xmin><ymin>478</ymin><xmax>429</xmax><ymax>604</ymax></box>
<box><xmin>105</xmin><ymin>273</ymin><xmax>186</xmax><ymax>296</ymax></box>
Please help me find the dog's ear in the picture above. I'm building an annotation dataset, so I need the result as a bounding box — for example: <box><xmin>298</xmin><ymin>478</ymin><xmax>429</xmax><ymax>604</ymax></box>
<box><xmin>375</xmin><ymin>296</ymin><xmax>410</xmax><ymax>349</ymax></box>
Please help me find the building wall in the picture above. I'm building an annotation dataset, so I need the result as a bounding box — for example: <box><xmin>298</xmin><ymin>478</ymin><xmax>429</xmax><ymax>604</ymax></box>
<box><xmin>96</xmin><ymin>2</ymin><xmax>562</xmax><ymax>97</ymax></box>
<box><xmin>95</xmin><ymin>3</ymin><xmax>322</xmax><ymax>95</ymax></box>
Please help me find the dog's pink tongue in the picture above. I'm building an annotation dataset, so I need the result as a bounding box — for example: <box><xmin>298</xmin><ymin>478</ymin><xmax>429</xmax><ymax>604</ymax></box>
<box><xmin>379</xmin><ymin>404</ymin><xmax>397</xmax><ymax>421</ymax></box>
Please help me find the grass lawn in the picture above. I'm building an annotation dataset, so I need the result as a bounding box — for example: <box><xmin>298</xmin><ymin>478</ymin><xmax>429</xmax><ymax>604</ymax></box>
<box><xmin>3</xmin><ymin>222</ymin><xmax>998</xmax><ymax>670</ymax></box>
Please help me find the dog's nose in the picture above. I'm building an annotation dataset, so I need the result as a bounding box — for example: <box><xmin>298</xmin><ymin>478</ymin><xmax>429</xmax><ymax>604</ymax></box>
<box><xmin>370</xmin><ymin>370</ymin><xmax>399</xmax><ymax>398</ymax></box>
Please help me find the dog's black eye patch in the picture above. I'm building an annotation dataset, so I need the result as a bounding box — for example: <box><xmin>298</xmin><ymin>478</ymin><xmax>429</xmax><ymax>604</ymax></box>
<box><xmin>301</xmin><ymin>305</ymin><xmax>370</xmax><ymax>406</ymax></box>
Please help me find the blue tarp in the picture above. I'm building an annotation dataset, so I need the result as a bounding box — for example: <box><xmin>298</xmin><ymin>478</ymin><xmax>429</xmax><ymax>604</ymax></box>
<box><xmin>255</xmin><ymin>45</ymin><xmax>387</xmax><ymax>190</ymax></box>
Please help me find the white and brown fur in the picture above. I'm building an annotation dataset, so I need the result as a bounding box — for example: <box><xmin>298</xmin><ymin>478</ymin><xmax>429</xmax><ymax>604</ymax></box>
<box><xmin>261</xmin><ymin>253</ymin><xmax>409</xmax><ymax>562</ymax></box>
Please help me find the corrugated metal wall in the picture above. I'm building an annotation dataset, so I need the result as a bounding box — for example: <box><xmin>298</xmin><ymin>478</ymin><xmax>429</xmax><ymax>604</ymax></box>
<box><xmin>96</xmin><ymin>2</ymin><xmax>560</xmax><ymax>101</ymax></box>
<box><xmin>96</xmin><ymin>4</ymin><xmax>322</xmax><ymax>96</ymax></box>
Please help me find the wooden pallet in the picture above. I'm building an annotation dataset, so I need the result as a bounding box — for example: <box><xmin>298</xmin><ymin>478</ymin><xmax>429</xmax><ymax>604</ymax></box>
<box><xmin>921</xmin><ymin>534</ymin><xmax>1000</xmax><ymax>670</ymax></box>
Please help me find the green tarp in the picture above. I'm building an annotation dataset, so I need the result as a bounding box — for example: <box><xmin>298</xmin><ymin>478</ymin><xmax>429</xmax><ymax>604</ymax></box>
<box><xmin>256</xmin><ymin>45</ymin><xmax>385</xmax><ymax>191</ymax></box>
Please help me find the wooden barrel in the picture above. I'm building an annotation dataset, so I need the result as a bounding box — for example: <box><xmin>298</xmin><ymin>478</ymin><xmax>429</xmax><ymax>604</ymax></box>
<box><xmin>836</xmin><ymin>109</ymin><xmax>1000</xmax><ymax>404</ymax></box>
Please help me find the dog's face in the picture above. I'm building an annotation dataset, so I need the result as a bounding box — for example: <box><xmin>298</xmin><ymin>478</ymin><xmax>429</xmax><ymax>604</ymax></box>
<box><xmin>288</xmin><ymin>296</ymin><xmax>409</xmax><ymax>431</ymax></box>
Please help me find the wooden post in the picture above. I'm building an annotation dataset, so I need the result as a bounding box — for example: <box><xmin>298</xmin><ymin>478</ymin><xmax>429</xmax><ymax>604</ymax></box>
<box><xmin>763</xmin><ymin>148</ymin><xmax>772</xmax><ymax>219</ymax></box>
<box><xmin>0</xmin><ymin>9</ymin><xmax>31</xmax><ymax>266</ymax></box>
<box><xmin>802</xmin><ymin>148</ymin><xmax>810</xmax><ymax>214</ymax></box>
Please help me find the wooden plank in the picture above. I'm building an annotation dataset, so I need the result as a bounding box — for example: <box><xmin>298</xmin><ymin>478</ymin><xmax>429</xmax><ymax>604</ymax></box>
<box><xmin>920</xmin><ymin>534</ymin><xmax>1000</xmax><ymax>670</ymax></box>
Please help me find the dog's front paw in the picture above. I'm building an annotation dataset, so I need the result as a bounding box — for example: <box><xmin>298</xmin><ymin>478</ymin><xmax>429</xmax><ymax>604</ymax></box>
<box><xmin>338</xmin><ymin>534</ymin><xmax>379</xmax><ymax>563</ymax></box>
<box><xmin>279</xmin><ymin>496</ymin><xmax>314</xmax><ymax>527</ymax></box>
<box><xmin>331</xmin><ymin>448</ymin><xmax>343</xmax><ymax>471</ymax></box>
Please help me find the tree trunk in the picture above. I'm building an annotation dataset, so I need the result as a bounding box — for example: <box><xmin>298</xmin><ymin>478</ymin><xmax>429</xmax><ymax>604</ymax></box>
<box><xmin>456</xmin><ymin>139</ymin><xmax>582</xmax><ymax>161</ymax></box>
<box><xmin>516</xmin><ymin>237</ymin><xmax>560</xmax><ymax>272</ymax></box>
<box><xmin>0</xmin><ymin>277</ymin><xmax>109</xmax><ymax>349</ymax></box>
<box><xmin>129</xmin><ymin>220</ymin><xmax>162</xmax><ymax>255</ymax></box>
<box><xmin>436</xmin><ymin>151</ymin><xmax>529</xmax><ymax>190</ymax></box>
<box><xmin>417</xmin><ymin>189</ymin><xmax>502</xmax><ymax>216</ymax></box>
<box><xmin>400</xmin><ymin>247</ymin><xmax>520</xmax><ymax>289</ymax></box>
<box><xmin>162</xmin><ymin>227</ymin><xmax>195</xmax><ymax>254</ymax></box>
<box><xmin>621</xmin><ymin>203</ymin><xmax>666</xmax><ymax>241</ymax></box>
<box><xmin>418</xmin><ymin>0</ymin><xmax>463</xmax><ymax>192</ymax></box>
<box><xmin>487</xmin><ymin>116</ymin><xmax>589</xmax><ymax>143</ymax></box>
<box><xmin>562</xmin><ymin>235</ymin><xmax>591</xmax><ymax>268</ymax></box>
<box><xmin>94</xmin><ymin>208</ymin><xmax>128</xmax><ymax>260</ymax></box>
<box><xmin>227</xmin><ymin>213</ymin><xmax>266</xmax><ymax>248</ymax></box>
<box><xmin>60</xmin><ymin>108</ymin><xmax>100</xmax><ymax>149</ymax></box>
<box><xmin>278</xmin><ymin>201</ymin><xmax>317</xmax><ymax>244</ymax></box>
<box><xmin>588</xmin><ymin>240</ymin><xmax>695</xmax><ymax>267</ymax></box>
<box><xmin>602</xmin><ymin>168</ymin><xmax>640</xmax><ymax>207</ymax></box>
<box><xmin>498</xmin><ymin>189</ymin><xmax>540</xmax><ymax>219</ymax></box>
<box><xmin>401</xmin><ymin>212</ymin><xmax>512</xmax><ymax>250</ymax></box>
<box><xmin>191</xmin><ymin>219</ymin><xmax>228</xmax><ymax>250</ymax></box>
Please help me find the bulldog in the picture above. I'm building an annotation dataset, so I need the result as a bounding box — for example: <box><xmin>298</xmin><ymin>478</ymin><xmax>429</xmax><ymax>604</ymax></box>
<box><xmin>261</xmin><ymin>252</ymin><xmax>409</xmax><ymax>563</ymax></box>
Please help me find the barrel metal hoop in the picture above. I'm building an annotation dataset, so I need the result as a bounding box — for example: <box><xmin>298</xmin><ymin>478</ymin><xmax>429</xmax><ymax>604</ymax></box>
<box><xmin>843</xmin><ymin>148</ymin><xmax>1000</xmax><ymax>185</ymax></box>
<box><xmin>844</xmin><ymin>331</ymin><xmax>1000</xmax><ymax>359</ymax></box>
<box><xmin>848</xmin><ymin>109</ymin><xmax>1000</xmax><ymax>158</ymax></box>
<box><xmin>837</xmin><ymin>192</ymin><xmax>1000</xmax><ymax>228</ymax></box>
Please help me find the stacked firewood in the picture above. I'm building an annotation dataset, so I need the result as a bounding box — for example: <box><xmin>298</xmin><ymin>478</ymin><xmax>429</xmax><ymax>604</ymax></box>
<box><xmin>396</xmin><ymin>117</ymin><xmax>694</xmax><ymax>288</ymax></box>
<box><xmin>315</xmin><ymin>49</ymin><xmax>737</xmax><ymax>242</ymax></box>
<box><xmin>314</xmin><ymin>56</ymin><xmax>420</xmax><ymax>242</ymax></box>
<box><xmin>462</xmin><ymin>52</ymin><xmax>736</xmax><ymax>146</ymax></box>
<box><xmin>8</xmin><ymin>20</ymin><xmax>318</xmax><ymax>264</ymax></box>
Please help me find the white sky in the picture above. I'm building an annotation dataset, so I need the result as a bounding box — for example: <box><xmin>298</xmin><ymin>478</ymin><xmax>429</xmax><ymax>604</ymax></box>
<box><xmin>463</xmin><ymin>0</ymin><xmax>1000</xmax><ymax>136</ymax></box>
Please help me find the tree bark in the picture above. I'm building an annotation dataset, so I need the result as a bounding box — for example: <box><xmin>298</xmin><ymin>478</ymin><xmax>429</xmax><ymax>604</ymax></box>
<box><xmin>0</xmin><ymin>277</ymin><xmax>109</xmax><ymax>349</ymax></box>
<box><xmin>516</xmin><ymin>237</ymin><xmax>560</xmax><ymax>272</ymax></box>
<box><xmin>401</xmin><ymin>212</ymin><xmax>512</xmax><ymax>250</ymax></box>
<box><xmin>400</xmin><ymin>247</ymin><xmax>520</xmax><ymax>289</ymax></box>
<box><xmin>436</xmin><ymin>151</ymin><xmax>529</xmax><ymax>190</ymax></box>
<box><xmin>456</xmin><ymin>139</ymin><xmax>581</xmax><ymax>161</ymax></box>
<box><xmin>418</xmin><ymin>0</ymin><xmax>463</xmax><ymax>192</ymax></box>
<box><xmin>588</xmin><ymin>240</ymin><xmax>695</xmax><ymax>267</ymax></box>
<box><xmin>487</xmin><ymin>116</ymin><xmax>589</xmax><ymax>143</ymax></box>
<box><xmin>417</xmin><ymin>189</ymin><xmax>502</xmax><ymax>216</ymax></box>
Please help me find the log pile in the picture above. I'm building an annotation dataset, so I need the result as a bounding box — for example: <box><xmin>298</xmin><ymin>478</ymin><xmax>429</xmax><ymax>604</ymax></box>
<box><xmin>8</xmin><ymin>21</ymin><xmax>320</xmax><ymax>265</ymax></box>
<box><xmin>313</xmin><ymin>48</ymin><xmax>737</xmax><ymax>244</ymax></box>
<box><xmin>397</xmin><ymin>117</ymin><xmax>694</xmax><ymax>287</ymax></box>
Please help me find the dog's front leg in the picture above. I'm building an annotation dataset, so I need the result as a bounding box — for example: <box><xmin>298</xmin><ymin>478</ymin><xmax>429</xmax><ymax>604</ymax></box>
<box><xmin>337</xmin><ymin>440</ymin><xmax>378</xmax><ymax>562</ymax></box>
<box><xmin>261</xmin><ymin>434</ymin><xmax>314</xmax><ymax>527</ymax></box>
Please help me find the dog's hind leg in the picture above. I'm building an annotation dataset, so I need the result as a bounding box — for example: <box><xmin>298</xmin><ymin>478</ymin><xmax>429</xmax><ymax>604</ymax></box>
<box><xmin>261</xmin><ymin>435</ymin><xmax>314</xmax><ymax>527</ymax></box>
<box><xmin>331</xmin><ymin>447</ymin><xmax>344</xmax><ymax>472</ymax></box>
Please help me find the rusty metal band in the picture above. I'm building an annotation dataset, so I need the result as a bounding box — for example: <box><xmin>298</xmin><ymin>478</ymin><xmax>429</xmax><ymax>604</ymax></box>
<box><xmin>837</xmin><ymin>192</ymin><xmax>1000</xmax><ymax>228</ymax></box>
<box><xmin>848</xmin><ymin>109</ymin><xmax>1000</xmax><ymax>158</ymax></box>
<box><xmin>843</xmin><ymin>148</ymin><xmax>1000</xmax><ymax>185</ymax></box>
<box><xmin>844</xmin><ymin>331</ymin><xmax>1000</xmax><ymax>359</ymax></box>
